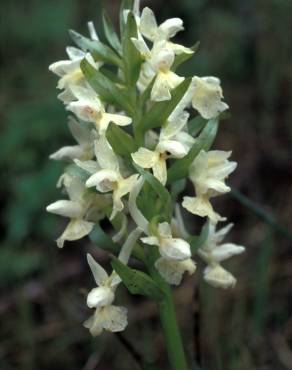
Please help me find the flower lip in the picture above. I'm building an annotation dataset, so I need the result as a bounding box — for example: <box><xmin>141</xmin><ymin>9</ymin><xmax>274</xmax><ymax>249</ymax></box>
<box><xmin>87</xmin><ymin>286</ymin><xmax>115</xmax><ymax>308</ymax></box>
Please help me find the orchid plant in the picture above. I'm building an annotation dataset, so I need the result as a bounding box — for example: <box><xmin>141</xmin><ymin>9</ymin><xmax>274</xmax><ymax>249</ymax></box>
<box><xmin>47</xmin><ymin>1</ymin><xmax>245</xmax><ymax>369</ymax></box>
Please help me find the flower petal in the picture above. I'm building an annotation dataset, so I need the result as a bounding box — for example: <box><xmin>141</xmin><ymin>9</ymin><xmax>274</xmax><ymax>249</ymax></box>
<box><xmin>157</xmin><ymin>139</ymin><xmax>188</xmax><ymax>158</ymax></box>
<box><xmin>211</xmin><ymin>243</ymin><xmax>245</xmax><ymax>262</ymax></box>
<box><xmin>56</xmin><ymin>219</ymin><xmax>94</xmax><ymax>248</ymax></box>
<box><xmin>182</xmin><ymin>196</ymin><xmax>226</xmax><ymax>224</ymax></box>
<box><xmin>87</xmin><ymin>253</ymin><xmax>109</xmax><ymax>286</ymax></box>
<box><xmin>204</xmin><ymin>264</ymin><xmax>236</xmax><ymax>289</ymax></box>
<box><xmin>49</xmin><ymin>145</ymin><xmax>84</xmax><ymax>161</ymax></box>
<box><xmin>101</xmin><ymin>305</ymin><xmax>128</xmax><ymax>332</ymax></box>
<box><xmin>155</xmin><ymin>257</ymin><xmax>196</xmax><ymax>285</ymax></box>
<box><xmin>103</xmin><ymin>113</ymin><xmax>132</xmax><ymax>127</ymax></box>
<box><xmin>141</xmin><ymin>236</ymin><xmax>159</xmax><ymax>246</ymax></box>
<box><xmin>153</xmin><ymin>157</ymin><xmax>167</xmax><ymax>185</ymax></box>
<box><xmin>68</xmin><ymin>117</ymin><xmax>91</xmax><ymax>146</ymax></box>
<box><xmin>86</xmin><ymin>169</ymin><xmax>120</xmax><ymax>192</ymax></box>
<box><xmin>87</xmin><ymin>286</ymin><xmax>114</xmax><ymax>308</ymax></box>
<box><xmin>132</xmin><ymin>147</ymin><xmax>159</xmax><ymax>168</ymax></box>
<box><xmin>46</xmin><ymin>200</ymin><xmax>83</xmax><ymax>218</ymax></box>
<box><xmin>159</xmin><ymin>18</ymin><xmax>184</xmax><ymax>39</ymax></box>
<box><xmin>191</xmin><ymin>76</ymin><xmax>229</xmax><ymax>119</ymax></box>
<box><xmin>94</xmin><ymin>136</ymin><xmax>119</xmax><ymax>171</ymax></box>
<box><xmin>160</xmin><ymin>237</ymin><xmax>191</xmax><ymax>261</ymax></box>
<box><xmin>140</xmin><ymin>7</ymin><xmax>158</xmax><ymax>41</ymax></box>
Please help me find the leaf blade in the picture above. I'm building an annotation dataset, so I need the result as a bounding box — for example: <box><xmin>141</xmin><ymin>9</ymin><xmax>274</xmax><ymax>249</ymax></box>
<box><xmin>111</xmin><ymin>257</ymin><xmax>165</xmax><ymax>301</ymax></box>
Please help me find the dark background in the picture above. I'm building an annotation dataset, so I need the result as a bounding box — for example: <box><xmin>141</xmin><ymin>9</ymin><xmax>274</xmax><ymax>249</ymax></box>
<box><xmin>1</xmin><ymin>0</ymin><xmax>292</xmax><ymax>369</ymax></box>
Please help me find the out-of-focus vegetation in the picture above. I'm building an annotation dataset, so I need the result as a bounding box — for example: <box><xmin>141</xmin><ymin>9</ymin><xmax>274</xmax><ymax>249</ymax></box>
<box><xmin>0</xmin><ymin>0</ymin><xmax>291</xmax><ymax>369</ymax></box>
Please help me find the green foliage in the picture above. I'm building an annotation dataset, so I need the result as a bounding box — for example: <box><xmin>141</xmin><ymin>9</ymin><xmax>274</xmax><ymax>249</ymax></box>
<box><xmin>122</xmin><ymin>12</ymin><xmax>142</xmax><ymax>87</ymax></box>
<box><xmin>189</xmin><ymin>222</ymin><xmax>209</xmax><ymax>254</ymax></box>
<box><xmin>134</xmin><ymin>164</ymin><xmax>172</xmax><ymax>222</ymax></box>
<box><xmin>69</xmin><ymin>30</ymin><xmax>122</xmax><ymax>67</ymax></box>
<box><xmin>80</xmin><ymin>58</ymin><xmax>133</xmax><ymax>114</ymax></box>
<box><xmin>106</xmin><ymin>122</ymin><xmax>138</xmax><ymax>158</ymax></box>
<box><xmin>102</xmin><ymin>10</ymin><xmax>122</xmax><ymax>54</ymax></box>
<box><xmin>139</xmin><ymin>78</ymin><xmax>192</xmax><ymax>133</ymax></box>
<box><xmin>167</xmin><ymin>118</ymin><xmax>219</xmax><ymax>183</ymax></box>
<box><xmin>111</xmin><ymin>257</ymin><xmax>165</xmax><ymax>301</ymax></box>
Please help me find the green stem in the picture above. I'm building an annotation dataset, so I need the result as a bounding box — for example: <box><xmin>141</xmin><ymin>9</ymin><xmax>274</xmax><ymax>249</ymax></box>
<box><xmin>146</xmin><ymin>249</ymin><xmax>188</xmax><ymax>370</ymax></box>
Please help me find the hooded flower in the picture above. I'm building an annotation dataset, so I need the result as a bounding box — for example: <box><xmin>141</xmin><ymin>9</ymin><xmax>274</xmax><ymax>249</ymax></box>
<box><xmin>132</xmin><ymin>111</ymin><xmax>194</xmax><ymax>185</ymax></box>
<box><xmin>191</xmin><ymin>76</ymin><xmax>229</xmax><ymax>119</ymax></box>
<box><xmin>131</xmin><ymin>38</ymin><xmax>184</xmax><ymax>101</ymax></box>
<box><xmin>50</xmin><ymin>117</ymin><xmax>96</xmax><ymax>161</ymax></box>
<box><xmin>49</xmin><ymin>21</ymin><xmax>101</xmax><ymax>103</ymax></box>
<box><xmin>46</xmin><ymin>175</ymin><xmax>101</xmax><ymax>248</ymax></box>
<box><xmin>82</xmin><ymin>136</ymin><xmax>139</xmax><ymax>219</ymax></box>
<box><xmin>182</xmin><ymin>150</ymin><xmax>237</xmax><ymax>223</ymax></box>
<box><xmin>67</xmin><ymin>86</ymin><xmax>132</xmax><ymax>134</ymax></box>
<box><xmin>198</xmin><ymin>223</ymin><xmax>245</xmax><ymax>289</ymax></box>
<box><xmin>49</xmin><ymin>49</ymin><xmax>99</xmax><ymax>104</ymax></box>
<box><xmin>84</xmin><ymin>228</ymin><xmax>142</xmax><ymax>336</ymax></box>
<box><xmin>141</xmin><ymin>222</ymin><xmax>191</xmax><ymax>261</ymax></box>
<box><xmin>139</xmin><ymin>7</ymin><xmax>193</xmax><ymax>55</ymax></box>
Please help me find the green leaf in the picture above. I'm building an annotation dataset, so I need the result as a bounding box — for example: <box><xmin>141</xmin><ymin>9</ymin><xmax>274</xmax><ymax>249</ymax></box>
<box><xmin>167</xmin><ymin>118</ymin><xmax>219</xmax><ymax>183</ymax></box>
<box><xmin>90</xmin><ymin>224</ymin><xmax>145</xmax><ymax>261</ymax></box>
<box><xmin>171</xmin><ymin>179</ymin><xmax>187</xmax><ymax>200</ymax></box>
<box><xmin>102</xmin><ymin>10</ymin><xmax>122</xmax><ymax>54</ymax></box>
<box><xmin>139</xmin><ymin>78</ymin><xmax>192</xmax><ymax>133</ymax></box>
<box><xmin>69</xmin><ymin>30</ymin><xmax>122</xmax><ymax>67</ymax></box>
<box><xmin>111</xmin><ymin>257</ymin><xmax>165</xmax><ymax>301</ymax></box>
<box><xmin>119</xmin><ymin>0</ymin><xmax>134</xmax><ymax>35</ymax></box>
<box><xmin>122</xmin><ymin>11</ymin><xmax>142</xmax><ymax>87</ymax></box>
<box><xmin>80</xmin><ymin>58</ymin><xmax>133</xmax><ymax>114</ymax></box>
<box><xmin>134</xmin><ymin>164</ymin><xmax>172</xmax><ymax>222</ymax></box>
<box><xmin>90</xmin><ymin>224</ymin><xmax>120</xmax><ymax>254</ymax></box>
<box><xmin>188</xmin><ymin>115</ymin><xmax>208</xmax><ymax>136</ymax></box>
<box><xmin>188</xmin><ymin>222</ymin><xmax>209</xmax><ymax>254</ymax></box>
<box><xmin>106</xmin><ymin>122</ymin><xmax>137</xmax><ymax>157</ymax></box>
<box><xmin>98</xmin><ymin>66</ymin><xmax>123</xmax><ymax>85</ymax></box>
<box><xmin>172</xmin><ymin>41</ymin><xmax>200</xmax><ymax>71</ymax></box>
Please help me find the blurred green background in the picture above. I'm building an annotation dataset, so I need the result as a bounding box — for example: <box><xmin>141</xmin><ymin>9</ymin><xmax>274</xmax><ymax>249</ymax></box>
<box><xmin>1</xmin><ymin>0</ymin><xmax>292</xmax><ymax>369</ymax></box>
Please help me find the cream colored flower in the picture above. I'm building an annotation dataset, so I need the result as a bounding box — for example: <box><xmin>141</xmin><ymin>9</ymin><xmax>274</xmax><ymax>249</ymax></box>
<box><xmin>191</xmin><ymin>76</ymin><xmax>229</xmax><ymax>119</ymax></box>
<box><xmin>141</xmin><ymin>222</ymin><xmax>191</xmax><ymax>261</ymax></box>
<box><xmin>49</xmin><ymin>49</ymin><xmax>99</xmax><ymax>103</ymax></box>
<box><xmin>50</xmin><ymin>117</ymin><xmax>96</xmax><ymax>161</ymax></box>
<box><xmin>155</xmin><ymin>257</ymin><xmax>196</xmax><ymax>285</ymax></box>
<box><xmin>131</xmin><ymin>38</ymin><xmax>184</xmax><ymax>101</ymax></box>
<box><xmin>132</xmin><ymin>112</ymin><xmax>194</xmax><ymax>185</ymax></box>
<box><xmin>182</xmin><ymin>150</ymin><xmax>237</xmax><ymax>223</ymax></box>
<box><xmin>67</xmin><ymin>86</ymin><xmax>132</xmax><ymax>134</ymax></box>
<box><xmin>84</xmin><ymin>137</ymin><xmax>139</xmax><ymax>219</ymax></box>
<box><xmin>139</xmin><ymin>7</ymin><xmax>193</xmax><ymax>55</ymax></box>
<box><xmin>46</xmin><ymin>175</ymin><xmax>97</xmax><ymax>248</ymax></box>
<box><xmin>84</xmin><ymin>228</ymin><xmax>142</xmax><ymax>336</ymax></box>
<box><xmin>199</xmin><ymin>223</ymin><xmax>245</xmax><ymax>289</ymax></box>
